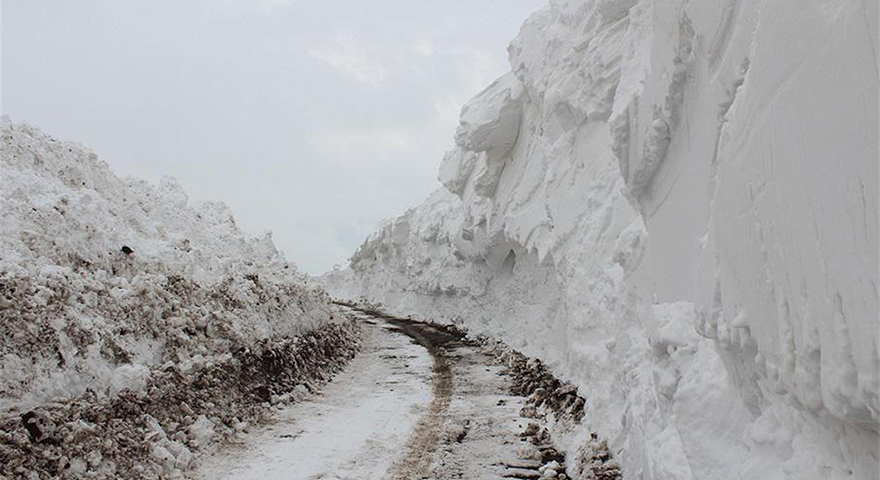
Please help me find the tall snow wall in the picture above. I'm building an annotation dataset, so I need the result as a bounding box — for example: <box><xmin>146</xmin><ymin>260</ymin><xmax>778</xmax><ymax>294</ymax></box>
<box><xmin>322</xmin><ymin>0</ymin><xmax>879</xmax><ymax>478</ymax></box>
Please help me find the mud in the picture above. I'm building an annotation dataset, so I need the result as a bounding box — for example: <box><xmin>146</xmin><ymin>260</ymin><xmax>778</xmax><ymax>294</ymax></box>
<box><xmin>340</xmin><ymin>303</ymin><xmax>579</xmax><ymax>480</ymax></box>
<box><xmin>383</xmin><ymin>319</ymin><xmax>459</xmax><ymax>480</ymax></box>
<box><xmin>0</xmin><ymin>320</ymin><xmax>361</xmax><ymax>480</ymax></box>
<box><xmin>341</xmin><ymin>301</ymin><xmax>622</xmax><ymax>480</ymax></box>
<box><xmin>340</xmin><ymin>303</ymin><xmax>466</xmax><ymax>479</ymax></box>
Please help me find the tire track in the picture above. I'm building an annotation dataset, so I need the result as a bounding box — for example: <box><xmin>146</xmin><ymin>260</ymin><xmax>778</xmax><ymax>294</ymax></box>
<box><xmin>385</xmin><ymin>320</ymin><xmax>455</xmax><ymax>479</ymax></box>
<box><xmin>338</xmin><ymin>304</ymin><xmax>466</xmax><ymax>479</ymax></box>
<box><xmin>334</xmin><ymin>303</ymin><xmax>579</xmax><ymax>480</ymax></box>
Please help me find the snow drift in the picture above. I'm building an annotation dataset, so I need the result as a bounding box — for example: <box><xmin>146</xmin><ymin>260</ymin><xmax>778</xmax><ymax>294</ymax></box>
<box><xmin>0</xmin><ymin>118</ymin><xmax>365</xmax><ymax>478</ymax></box>
<box><xmin>0</xmin><ymin>117</ymin><xmax>338</xmax><ymax>411</ymax></box>
<box><xmin>322</xmin><ymin>0</ymin><xmax>879</xmax><ymax>478</ymax></box>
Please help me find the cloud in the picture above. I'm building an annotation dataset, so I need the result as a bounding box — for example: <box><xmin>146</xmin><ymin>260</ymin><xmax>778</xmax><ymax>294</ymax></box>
<box><xmin>208</xmin><ymin>0</ymin><xmax>293</xmax><ymax>15</ymax></box>
<box><xmin>412</xmin><ymin>37</ymin><xmax>435</xmax><ymax>57</ymax></box>
<box><xmin>312</xmin><ymin>127</ymin><xmax>417</xmax><ymax>159</ymax></box>
<box><xmin>309</xmin><ymin>33</ymin><xmax>387</xmax><ymax>86</ymax></box>
<box><xmin>259</xmin><ymin>0</ymin><xmax>291</xmax><ymax>10</ymax></box>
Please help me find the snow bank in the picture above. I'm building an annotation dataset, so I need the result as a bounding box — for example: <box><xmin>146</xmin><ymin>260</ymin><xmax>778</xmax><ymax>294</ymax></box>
<box><xmin>0</xmin><ymin>118</ymin><xmax>335</xmax><ymax>411</ymax></box>
<box><xmin>322</xmin><ymin>0</ymin><xmax>879</xmax><ymax>478</ymax></box>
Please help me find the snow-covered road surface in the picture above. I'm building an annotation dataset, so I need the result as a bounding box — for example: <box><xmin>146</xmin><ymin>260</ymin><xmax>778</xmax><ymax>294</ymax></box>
<box><xmin>195</xmin><ymin>307</ymin><xmax>568</xmax><ymax>480</ymax></box>
<box><xmin>195</xmin><ymin>312</ymin><xmax>432</xmax><ymax>480</ymax></box>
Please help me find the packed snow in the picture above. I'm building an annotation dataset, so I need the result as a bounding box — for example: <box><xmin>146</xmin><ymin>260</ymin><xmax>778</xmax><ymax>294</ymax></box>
<box><xmin>196</xmin><ymin>314</ymin><xmax>433</xmax><ymax>480</ymax></box>
<box><xmin>321</xmin><ymin>0</ymin><xmax>879</xmax><ymax>479</ymax></box>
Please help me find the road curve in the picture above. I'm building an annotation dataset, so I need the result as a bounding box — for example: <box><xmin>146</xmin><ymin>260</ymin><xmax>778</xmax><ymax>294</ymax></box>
<box><xmin>196</xmin><ymin>304</ymin><xmax>566</xmax><ymax>480</ymax></box>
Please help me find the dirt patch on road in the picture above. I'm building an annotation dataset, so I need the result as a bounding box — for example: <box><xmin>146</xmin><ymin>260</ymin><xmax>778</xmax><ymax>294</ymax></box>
<box><xmin>377</xmin><ymin>318</ymin><xmax>464</xmax><ymax>479</ymax></box>
<box><xmin>340</xmin><ymin>302</ymin><xmax>622</xmax><ymax>480</ymax></box>
<box><xmin>342</xmin><ymin>306</ymin><xmax>465</xmax><ymax>480</ymax></box>
<box><xmin>386</xmin><ymin>320</ymin><xmax>454</xmax><ymax>479</ymax></box>
<box><xmin>339</xmin><ymin>303</ymin><xmax>469</xmax><ymax>479</ymax></box>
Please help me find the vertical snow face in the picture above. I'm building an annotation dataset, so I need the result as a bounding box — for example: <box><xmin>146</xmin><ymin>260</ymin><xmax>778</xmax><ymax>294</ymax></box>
<box><xmin>324</xmin><ymin>0</ymin><xmax>879</xmax><ymax>478</ymax></box>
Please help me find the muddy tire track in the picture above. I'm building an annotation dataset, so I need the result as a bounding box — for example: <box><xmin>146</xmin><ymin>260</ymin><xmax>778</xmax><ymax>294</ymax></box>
<box><xmin>338</xmin><ymin>304</ymin><xmax>467</xmax><ymax>479</ymax></box>
<box><xmin>337</xmin><ymin>303</ymin><xmax>586</xmax><ymax>480</ymax></box>
<box><xmin>384</xmin><ymin>319</ymin><xmax>458</xmax><ymax>479</ymax></box>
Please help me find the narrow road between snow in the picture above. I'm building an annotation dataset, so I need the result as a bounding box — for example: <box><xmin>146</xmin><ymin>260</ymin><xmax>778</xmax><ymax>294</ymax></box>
<box><xmin>196</xmin><ymin>306</ymin><xmax>566</xmax><ymax>480</ymax></box>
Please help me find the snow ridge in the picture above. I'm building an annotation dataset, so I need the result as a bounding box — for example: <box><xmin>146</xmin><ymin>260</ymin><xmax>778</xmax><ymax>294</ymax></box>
<box><xmin>1</xmin><ymin>118</ymin><xmax>335</xmax><ymax>411</ymax></box>
<box><xmin>322</xmin><ymin>0</ymin><xmax>879</xmax><ymax>478</ymax></box>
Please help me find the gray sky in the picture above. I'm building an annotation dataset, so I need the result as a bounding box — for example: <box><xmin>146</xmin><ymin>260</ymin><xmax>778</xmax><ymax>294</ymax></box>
<box><xmin>2</xmin><ymin>0</ymin><xmax>543</xmax><ymax>274</ymax></box>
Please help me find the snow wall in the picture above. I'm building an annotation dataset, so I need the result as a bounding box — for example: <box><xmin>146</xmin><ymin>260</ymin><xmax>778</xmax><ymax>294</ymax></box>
<box><xmin>0</xmin><ymin>118</ymin><xmax>335</xmax><ymax>411</ymax></box>
<box><xmin>321</xmin><ymin>0</ymin><xmax>879</xmax><ymax>478</ymax></box>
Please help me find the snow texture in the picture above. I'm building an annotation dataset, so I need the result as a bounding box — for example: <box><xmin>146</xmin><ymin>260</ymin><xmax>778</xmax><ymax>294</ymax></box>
<box><xmin>196</xmin><ymin>313</ymin><xmax>434</xmax><ymax>480</ymax></box>
<box><xmin>0</xmin><ymin>118</ymin><xmax>335</xmax><ymax>412</ymax></box>
<box><xmin>322</xmin><ymin>0</ymin><xmax>879</xmax><ymax>478</ymax></box>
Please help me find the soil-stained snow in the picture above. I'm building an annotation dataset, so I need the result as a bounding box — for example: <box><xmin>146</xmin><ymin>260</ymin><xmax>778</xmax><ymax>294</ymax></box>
<box><xmin>198</xmin><ymin>306</ymin><xmax>583</xmax><ymax>480</ymax></box>
<box><xmin>196</xmin><ymin>314</ymin><xmax>433</xmax><ymax>480</ymax></box>
<box><xmin>321</xmin><ymin>0</ymin><xmax>879</xmax><ymax>478</ymax></box>
<box><xmin>1</xmin><ymin>118</ymin><xmax>335</xmax><ymax>412</ymax></box>
<box><xmin>0</xmin><ymin>119</ymin><xmax>359</xmax><ymax>478</ymax></box>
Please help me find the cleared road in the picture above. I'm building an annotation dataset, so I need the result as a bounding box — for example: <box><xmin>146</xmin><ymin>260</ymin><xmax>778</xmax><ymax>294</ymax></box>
<box><xmin>195</xmin><ymin>306</ymin><xmax>558</xmax><ymax>480</ymax></box>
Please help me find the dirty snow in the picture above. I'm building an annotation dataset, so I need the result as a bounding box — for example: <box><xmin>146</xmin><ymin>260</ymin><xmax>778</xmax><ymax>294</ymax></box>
<box><xmin>197</xmin><ymin>305</ymin><xmax>592</xmax><ymax>480</ymax></box>
<box><xmin>196</xmin><ymin>312</ymin><xmax>432</xmax><ymax>480</ymax></box>
<box><xmin>0</xmin><ymin>119</ymin><xmax>360</xmax><ymax>480</ymax></box>
<box><xmin>1</xmin><ymin>118</ymin><xmax>335</xmax><ymax>412</ymax></box>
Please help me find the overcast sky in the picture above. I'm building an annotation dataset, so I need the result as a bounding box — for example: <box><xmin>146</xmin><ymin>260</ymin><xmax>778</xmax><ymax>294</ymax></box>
<box><xmin>2</xmin><ymin>0</ymin><xmax>543</xmax><ymax>274</ymax></box>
